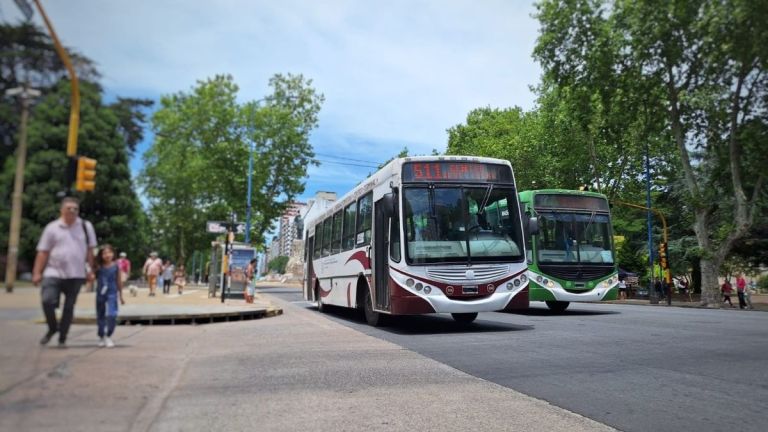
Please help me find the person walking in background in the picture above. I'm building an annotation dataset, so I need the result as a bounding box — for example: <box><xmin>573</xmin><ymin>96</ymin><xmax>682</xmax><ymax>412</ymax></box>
<box><xmin>94</xmin><ymin>244</ymin><xmax>124</xmax><ymax>348</ymax></box>
<box><xmin>618</xmin><ymin>278</ymin><xmax>627</xmax><ymax>300</ymax></box>
<box><xmin>143</xmin><ymin>252</ymin><xmax>163</xmax><ymax>297</ymax></box>
<box><xmin>245</xmin><ymin>258</ymin><xmax>257</xmax><ymax>303</ymax></box>
<box><xmin>117</xmin><ymin>252</ymin><xmax>131</xmax><ymax>285</ymax></box>
<box><xmin>32</xmin><ymin>197</ymin><xmax>97</xmax><ymax>348</ymax></box>
<box><xmin>173</xmin><ymin>264</ymin><xmax>186</xmax><ymax>295</ymax></box>
<box><xmin>736</xmin><ymin>273</ymin><xmax>747</xmax><ymax>309</ymax></box>
<box><xmin>721</xmin><ymin>279</ymin><xmax>735</xmax><ymax>307</ymax></box>
<box><xmin>161</xmin><ymin>260</ymin><xmax>174</xmax><ymax>295</ymax></box>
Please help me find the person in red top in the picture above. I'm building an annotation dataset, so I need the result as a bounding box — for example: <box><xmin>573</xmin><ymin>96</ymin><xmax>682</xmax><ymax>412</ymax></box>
<box><xmin>721</xmin><ymin>279</ymin><xmax>734</xmax><ymax>307</ymax></box>
<box><xmin>736</xmin><ymin>274</ymin><xmax>748</xmax><ymax>309</ymax></box>
<box><xmin>117</xmin><ymin>252</ymin><xmax>131</xmax><ymax>285</ymax></box>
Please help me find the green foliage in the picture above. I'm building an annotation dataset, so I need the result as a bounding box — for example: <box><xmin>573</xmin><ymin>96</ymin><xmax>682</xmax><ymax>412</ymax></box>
<box><xmin>0</xmin><ymin>23</ymin><xmax>149</xmax><ymax>274</ymax></box>
<box><xmin>141</xmin><ymin>74</ymin><xmax>324</xmax><ymax>261</ymax></box>
<box><xmin>267</xmin><ymin>256</ymin><xmax>289</xmax><ymax>274</ymax></box>
<box><xmin>531</xmin><ymin>0</ymin><xmax>767</xmax><ymax>302</ymax></box>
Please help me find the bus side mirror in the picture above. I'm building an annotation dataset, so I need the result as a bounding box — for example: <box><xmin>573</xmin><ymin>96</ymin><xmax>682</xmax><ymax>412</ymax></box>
<box><xmin>528</xmin><ymin>217</ymin><xmax>539</xmax><ymax>236</ymax></box>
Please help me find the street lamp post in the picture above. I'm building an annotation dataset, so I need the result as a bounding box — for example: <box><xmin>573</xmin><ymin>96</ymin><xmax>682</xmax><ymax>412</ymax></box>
<box><xmin>4</xmin><ymin>83</ymin><xmax>40</xmax><ymax>293</ymax></box>
<box><xmin>245</xmin><ymin>139</ymin><xmax>254</xmax><ymax>244</ymax></box>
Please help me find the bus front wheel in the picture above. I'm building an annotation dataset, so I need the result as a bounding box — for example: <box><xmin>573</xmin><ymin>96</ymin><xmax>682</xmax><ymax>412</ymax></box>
<box><xmin>363</xmin><ymin>289</ymin><xmax>383</xmax><ymax>326</ymax></box>
<box><xmin>545</xmin><ymin>301</ymin><xmax>570</xmax><ymax>313</ymax></box>
<box><xmin>451</xmin><ymin>312</ymin><xmax>478</xmax><ymax>324</ymax></box>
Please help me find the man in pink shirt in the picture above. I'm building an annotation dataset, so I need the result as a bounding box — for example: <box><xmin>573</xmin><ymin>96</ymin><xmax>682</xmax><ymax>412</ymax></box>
<box><xmin>143</xmin><ymin>252</ymin><xmax>163</xmax><ymax>297</ymax></box>
<box><xmin>33</xmin><ymin>197</ymin><xmax>97</xmax><ymax>347</ymax></box>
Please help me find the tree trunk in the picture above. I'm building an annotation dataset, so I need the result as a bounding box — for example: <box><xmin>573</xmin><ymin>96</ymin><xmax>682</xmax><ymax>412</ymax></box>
<box><xmin>691</xmin><ymin>257</ymin><xmax>701</xmax><ymax>294</ymax></box>
<box><xmin>699</xmin><ymin>258</ymin><xmax>721</xmax><ymax>307</ymax></box>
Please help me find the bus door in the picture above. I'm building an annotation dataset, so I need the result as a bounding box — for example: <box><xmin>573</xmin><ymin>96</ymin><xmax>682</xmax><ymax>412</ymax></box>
<box><xmin>305</xmin><ymin>235</ymin><xmax>315</xmax><ymax>301</ymax></box>
<box><xmin>373</xmin><ymin>195</ymin><xmax>394</xmax><ymax>312</ymax></box>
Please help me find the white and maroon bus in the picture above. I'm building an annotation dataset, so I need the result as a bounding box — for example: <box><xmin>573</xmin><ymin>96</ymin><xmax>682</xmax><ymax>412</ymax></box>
<box><xmin>304</xmin><ymin>156</ymin><xmax>531</xmax><ymax>326</ymax></box>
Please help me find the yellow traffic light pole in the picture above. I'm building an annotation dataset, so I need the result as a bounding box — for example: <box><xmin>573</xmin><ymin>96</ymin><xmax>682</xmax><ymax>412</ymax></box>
<box><xmin>33</xmin><ymin>0</ymin><xmax>79</xmax><ymax>157</ymax></box>
<box><xmin>611</xmin><ymin>200</ymin><xmax>671</xmax><ymax>284</ymax></box>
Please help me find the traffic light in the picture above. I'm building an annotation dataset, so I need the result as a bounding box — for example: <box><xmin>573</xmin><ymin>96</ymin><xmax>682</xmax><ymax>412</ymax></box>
<box><xmin>658</xmin><ymin>242</ymin><xmax>669</xmax><ymax>270</ymax></box>
<box><xmin>75</xmin><ymin>156</ymin><xmax>97</xmax><ymax>192</ymax></box>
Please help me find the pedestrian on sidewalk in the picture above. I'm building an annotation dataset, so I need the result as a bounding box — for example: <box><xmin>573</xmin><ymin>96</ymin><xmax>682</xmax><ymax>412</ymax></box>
<box><xmin>721</xmin><ymin>279</ymin><xmax>735</xmax><ymax>307</ymax></box>
<box><xmin>95</xmin><ymin>244</ymin><xmax>124</xmax><ymax>348</ymax></box>
<box><xmin>245</xmin><ymin>258</ymin><xmax>257</xmax><ymax>303</ymax></box>
<box><xmin>618</xmin><ymin>278</ymin><xmax>627</xmax><ymax>300</ymax></box>
<box><xmin>32</xmin><ymin>197</ymin><xmax>97</xmax><ymax>348</ymax></box>
<box><xmin>142</xmin><ymin>252</ymin><xmax>163</xmax><ymax>296</ymax></box>
<box><xmin>162</xmin><ymin>260</ymin><xmax>174</xmax><ymax>295</ymax></box>
<box><xmin>174</xmin><ymin>264</ymin><xmax>186</xmax><ymax>295</ymax></box>
<box><xmin>736</xmin><ymin>274</ymin><xmax>747</xmax><ymax>309</ymax></box>
<box><xmin>117</xmin><ymin>252</ymin><xmax>131</xmax><ymax>285</ymax></box>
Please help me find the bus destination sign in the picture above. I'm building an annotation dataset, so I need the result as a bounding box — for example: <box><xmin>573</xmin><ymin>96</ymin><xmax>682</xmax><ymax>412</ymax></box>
<box><xmin>534</xmin><ymin>194</ymin><xmax>609</xmax><ymax>211</ymax></box>
<box><xmin>402</xmin><ymin>162</ymin><xmax>512</xmax><ymax>183</ymax></box>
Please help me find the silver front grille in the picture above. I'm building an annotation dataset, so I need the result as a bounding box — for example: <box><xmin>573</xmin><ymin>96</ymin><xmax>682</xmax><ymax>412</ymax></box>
<box><xmin>427</xmin><ymin>265</ymin><xmax>510</xmax><ymax>283</ymax></box>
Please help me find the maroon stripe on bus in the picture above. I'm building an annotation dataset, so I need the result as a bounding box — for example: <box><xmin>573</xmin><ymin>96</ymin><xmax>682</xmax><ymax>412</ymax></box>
<box><xmin>389</xmin><ymin>278</ymin><xmax>436</xmax><ymax>314</ymax></box>
<box><xmin>345</xmin><ymin>251</ymin><xmax>371</xmax><ymax>270</ymax></box>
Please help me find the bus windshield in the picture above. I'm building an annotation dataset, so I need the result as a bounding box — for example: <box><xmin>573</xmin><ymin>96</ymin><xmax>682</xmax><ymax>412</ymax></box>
<box><xmin>403</xmin><ymin>186</ymin><xmax>523</xmax><ymax>264</ymax></box>
<box><xmin>536</xmin><ymin>211</ymin><xmax>614</xmax><ymax>264</ymax></box>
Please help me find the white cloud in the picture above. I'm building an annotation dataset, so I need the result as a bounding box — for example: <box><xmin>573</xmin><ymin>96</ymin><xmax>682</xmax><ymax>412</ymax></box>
<box><xmin>2</xmin><ymin>0</ymin><xmax>542</xmax><ymax>192</ymax></box>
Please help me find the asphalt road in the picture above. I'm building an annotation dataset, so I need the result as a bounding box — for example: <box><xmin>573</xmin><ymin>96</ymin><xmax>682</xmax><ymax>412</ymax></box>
<box><xmin>264</xmin><ymin>287</ymin><xmax>768</xmax><ymax>432</ymax></box>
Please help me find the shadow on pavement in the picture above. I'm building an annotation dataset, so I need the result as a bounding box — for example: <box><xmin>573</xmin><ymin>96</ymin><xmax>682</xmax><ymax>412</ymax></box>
<box><xmin>501</xmin><ymin>308</ymin><xmax>621</xmax><ymax>317</ymax></box>
<box><xmin>315</xmin><ymin>305</ymin><xmax>534</xmax><ymax>335</ymax></box>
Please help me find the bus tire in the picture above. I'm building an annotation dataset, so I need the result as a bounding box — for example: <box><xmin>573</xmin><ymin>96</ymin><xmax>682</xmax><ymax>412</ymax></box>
<box><xmin>545</xmin><ymin>301</ymin><xmax>570</xmax><ymax>313</ymax></box>
<box><xmin>451</xmin><ymin>312</ymin><xmax>478</xmax><ymax>324</ymax></box>
<box><xmin>363</xmin><ymin>288</ymin><xmax>383</xmax><ymax>326</ymax></box>
<box><xmin>315</xmin><ymin>284</ymin><xmax>326</xmax><ymax>313</ymax></box>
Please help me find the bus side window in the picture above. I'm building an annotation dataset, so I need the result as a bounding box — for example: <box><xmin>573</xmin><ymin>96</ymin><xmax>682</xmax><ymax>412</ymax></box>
<box><xmin>356</xmin><ymin>192</ymin><xmax>372</xmax><ymax>246</ymax></box>
<box><xmin>390</xmin><ymin>216</ymin><xmax>401</xmax><ymax>262</ymax></box>
<box><xmin>331</xmin><ymin>211</ymin><xmax>342</xmax><ymax>254</ymax></box>
<box><xmin>342</xmin><ymin>202</ymin><xmax>357</xmax><ymax>251</ymax></box>
<box><xmin>322</xmin><ymin>219</ymin><xmax>332</xmax><ymax>256</ymax></box>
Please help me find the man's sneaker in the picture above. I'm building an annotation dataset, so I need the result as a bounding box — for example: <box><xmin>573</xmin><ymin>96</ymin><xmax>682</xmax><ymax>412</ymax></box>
<box><xmin>104</xmin><ymin>337</ymin><xmax>115</xmax><ymax>348</ymax></box>
<box><xmin>98</xmin><ymin>337</ymin><xmax>106</xmax><ymax>347</ymax></box>
<box><xmin>39</xmin><ymin>331</ymin><xmax>56</xmax><ymax>345</ymax></box>
<box><xmin>57</xmin><ymin>340</ymin><xmax>67</xmax><ymax>349</ymax></box>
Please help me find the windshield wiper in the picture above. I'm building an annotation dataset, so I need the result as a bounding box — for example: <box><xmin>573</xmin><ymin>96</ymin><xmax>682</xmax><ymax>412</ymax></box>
<box><xmin>477</xmin><ymin>184</ymin><xmax>494</xmax><ymax>215</ymax></box>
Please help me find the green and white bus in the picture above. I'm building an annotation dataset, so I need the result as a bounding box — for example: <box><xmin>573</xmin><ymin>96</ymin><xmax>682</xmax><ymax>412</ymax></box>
<box><xmin>518</xmin><ymin>189</ymin><xmax>618</xmax><ymax>312</ymax></box>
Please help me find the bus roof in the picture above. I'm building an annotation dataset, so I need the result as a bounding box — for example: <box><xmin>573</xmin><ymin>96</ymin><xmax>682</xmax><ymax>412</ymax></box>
<box><xmin>306</xmin><ymin>155</ymin><xmax>515</xmax><ymax>228</ymax></box>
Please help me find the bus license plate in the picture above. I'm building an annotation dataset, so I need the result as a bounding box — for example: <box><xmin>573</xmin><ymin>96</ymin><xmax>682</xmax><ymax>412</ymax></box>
<box><xmin>462</xmin><ymin>286</ymin><xmax>478</xmax><ymax>294</ymax></box>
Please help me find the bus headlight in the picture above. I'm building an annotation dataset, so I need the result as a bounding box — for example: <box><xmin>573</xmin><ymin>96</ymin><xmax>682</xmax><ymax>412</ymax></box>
<box><xmin>513</xmin><ymin>279</ymin><xmax>521</xmax><ymax>287</ymax></box>
<box><xmin>423</xmin><ymin>286</ymin><xmax>431</xmax><ymax>294</ymax></box>
<box><xmin>415</xmin><ymin>282</ymin><xmax>423</xmax><ymax>291</ymax></box>
<box><xmin>546</xmin><ymin>280</ymin><xmax>555</xmax><ymax>288</ymax></box>
<box><xmin>506</xmin><ymin>283</ymin><xmax>514</xmax><ymax>291</ymax></box>
<box><xmin>520</xmin><ymin>274</ymin><xmax>528</xmax><ymax>283</ymax></box>
<box><xmin>536</xmin><ymin>275</ymin><xmax>543</xmax><ymax>283</ymax></box>
<box><xmin>406</xmin><ymin>278</ymin><xmax>415</xmax><ymax>288</ymax></box>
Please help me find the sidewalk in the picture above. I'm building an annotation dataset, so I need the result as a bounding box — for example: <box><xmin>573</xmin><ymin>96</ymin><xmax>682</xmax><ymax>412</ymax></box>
<box><xmin>0</xmin><ymin>282</ymin><xmax>283</xmax><ymax>324</ymax></box>
<box><xmin>607</xmin><ymin>292</ymin><xmax>768</xmax><ymax>311</ymax></box>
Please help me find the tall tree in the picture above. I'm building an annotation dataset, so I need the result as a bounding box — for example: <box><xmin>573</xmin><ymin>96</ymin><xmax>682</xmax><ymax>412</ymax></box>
<box><xmin>142</xmin><ymin>74</ymin><xmax>323</xmax><ymax>261</ymax></box>
<box><xmin>533</xmin><ymin>0</ymin><xmax>767</xmax><ymax>306</ymax></box>
<box><xmin>0</xmin><ymin>80</ymin><xmax>151</xmax><ymax>270</ymax></box>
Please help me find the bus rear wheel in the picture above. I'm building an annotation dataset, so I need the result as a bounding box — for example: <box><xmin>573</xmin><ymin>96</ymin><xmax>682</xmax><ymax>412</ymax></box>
<box><xmin>545</xmin><ymin>301</ymin><xmax>570</xmax><ymax>313</ymax></box>
<box><xmin>363</xmin><ymin>289</ymin><xmax>383</xmax><ymax>327</ymax></box>
<box><xmin>451</xmin><ymin>312</ymin><xmax>478</xmax><ymax>324</ymax></box>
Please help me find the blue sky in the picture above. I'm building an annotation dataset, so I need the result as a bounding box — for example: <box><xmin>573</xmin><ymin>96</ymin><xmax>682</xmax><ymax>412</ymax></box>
<box><xmin>0</xmin><ymin>0</ymin><xmax>542</xmax><ymax>203</ymax></box>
